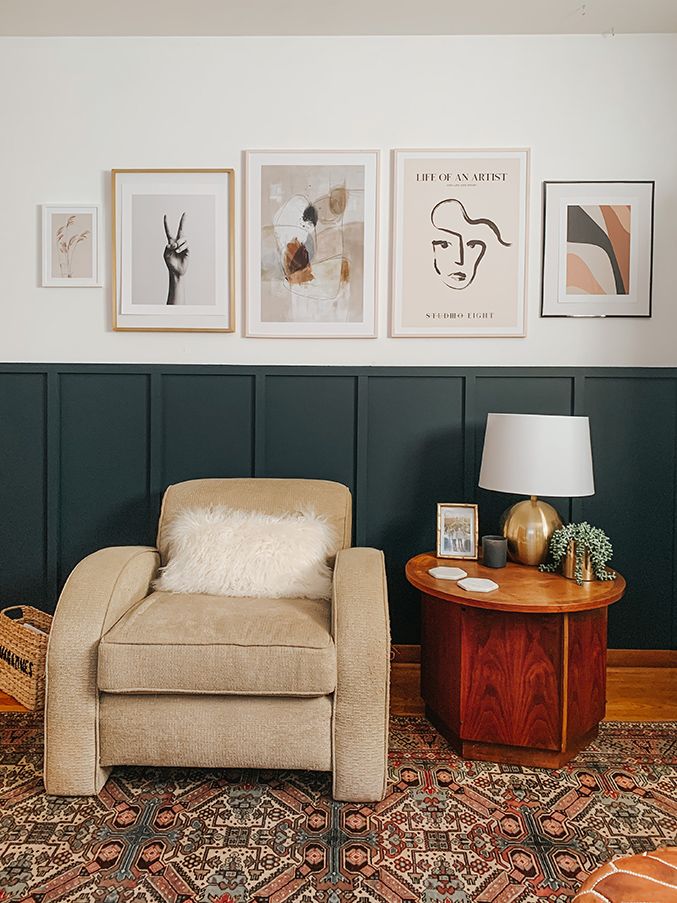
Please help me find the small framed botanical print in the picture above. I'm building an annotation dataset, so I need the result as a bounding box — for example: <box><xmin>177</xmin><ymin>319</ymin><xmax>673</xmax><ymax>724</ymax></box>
<box><xmin>112</xmin><ymin>169</ymin><xmax>235</xmax><ymax>332</ymax></box>
<box><xmin>436</xmin><ymin>503</ymin><xmax>479</xmax><ymax>559</ymax></box>
<box><xmin>42</xmin><ymin>205</ymin><xmax>100</xmax><ymax>287</ymax></box>
<box><xmin>541</xmin><ymin>181</ymin><xmax>654</xmax><ymax>318</ymax></box>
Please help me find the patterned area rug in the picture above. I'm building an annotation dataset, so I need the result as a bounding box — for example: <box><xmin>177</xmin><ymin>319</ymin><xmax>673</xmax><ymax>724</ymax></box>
<box><xmin>0</xmin><ymin>714</ymin><xmax>676</xmax><ymax>903</ymax></box>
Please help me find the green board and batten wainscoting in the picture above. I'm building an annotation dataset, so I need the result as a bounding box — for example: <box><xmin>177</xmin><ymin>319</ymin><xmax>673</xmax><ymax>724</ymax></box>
<box><xmin>1</xmin><ymin>364</ymin><xmax>675</xmax><ymax>650</ymax></box>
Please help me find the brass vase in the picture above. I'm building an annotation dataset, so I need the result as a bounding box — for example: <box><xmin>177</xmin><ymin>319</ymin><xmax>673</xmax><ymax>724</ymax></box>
<box><xmin>561</xmin><ymin>540</ymin><xmax>595</xmax><ymax>582</ymax></box>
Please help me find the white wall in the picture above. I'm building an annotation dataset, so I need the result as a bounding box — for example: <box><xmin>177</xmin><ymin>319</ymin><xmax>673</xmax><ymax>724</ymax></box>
<box><xmin>1</xmin><ymin>34</ymin><xmax>675</xmax><ymax>366</ymax></box>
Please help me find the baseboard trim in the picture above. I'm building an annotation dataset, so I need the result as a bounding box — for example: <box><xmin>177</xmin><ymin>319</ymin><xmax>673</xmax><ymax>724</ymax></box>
<box><xmin>393</xmin><ymin>644</ymin><xmax>677</xmax><ymax>667</ymax></box>
<box><xmin>391</xmin><ymin>644</ymin><xmax>421</xmax><ymax>663</ymax></box>
<box><xmin>607</xmin><ymin>649</ymin><xmax>677</xmax><ymax>667</ymax></box>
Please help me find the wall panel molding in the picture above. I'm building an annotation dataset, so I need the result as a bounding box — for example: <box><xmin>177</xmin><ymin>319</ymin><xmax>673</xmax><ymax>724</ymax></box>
<box><xmin>0</xmin><ymin>364</ymin><xmax>675</xmax><ymax>650</ymax></box>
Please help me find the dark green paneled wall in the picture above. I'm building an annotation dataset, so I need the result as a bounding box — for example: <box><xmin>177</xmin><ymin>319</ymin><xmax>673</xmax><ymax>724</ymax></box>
<box><xmin>1</xmin><ymin>365</ymin><xmax>675</xmax><ymax>650</ymax></box>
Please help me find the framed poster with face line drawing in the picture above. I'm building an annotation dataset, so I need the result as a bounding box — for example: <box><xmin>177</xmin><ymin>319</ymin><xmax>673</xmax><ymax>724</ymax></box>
<box><xmin>391</xmin><ymin>148</ymin><xmax>529</xmax><ymax>338</ymax></box>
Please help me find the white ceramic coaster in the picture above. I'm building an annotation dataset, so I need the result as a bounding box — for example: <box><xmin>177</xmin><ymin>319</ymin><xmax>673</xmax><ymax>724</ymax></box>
<box><xmin>428</xmin><ymin>566</ymin><xmax>468</xmax><ymax>581</ymax></box>
<box><xmin>457</xmin><ymin>577</ymin><xmax>499</xmax><ymax>593</ymax></box>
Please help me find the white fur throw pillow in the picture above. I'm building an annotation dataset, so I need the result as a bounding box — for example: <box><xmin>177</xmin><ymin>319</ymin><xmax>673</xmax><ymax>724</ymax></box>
<box><xmin>154</xmin><ymin>506</ymin><xmax>338</xmax><ymax>600</ymax></box>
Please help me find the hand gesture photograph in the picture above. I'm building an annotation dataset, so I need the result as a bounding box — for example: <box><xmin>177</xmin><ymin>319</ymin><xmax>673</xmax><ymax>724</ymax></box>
<box><xmin>113</xmin><ymin>168</ymin><xmax>234</xmax><ymax>331</ymax></box>
<box><xmin>163</xmin><ymin>212</ymin><xmax>189</xmax><ymax>305</ymax></box>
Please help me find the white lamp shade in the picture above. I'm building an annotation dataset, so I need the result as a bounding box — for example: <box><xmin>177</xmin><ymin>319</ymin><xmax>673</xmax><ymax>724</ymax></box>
<box><xmin>478</xmin><ymin>413</ymin><xmax>595</xmax><ymax>498</ymax></box>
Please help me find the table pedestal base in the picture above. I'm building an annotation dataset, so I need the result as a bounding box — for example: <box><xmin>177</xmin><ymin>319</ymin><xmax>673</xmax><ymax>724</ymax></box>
<box><xmin>421</xmin><ymin>594</ymin><xmax>609</xmax><ymax>769</ymax></box>
<box><xmin>425</xmin><ymin>706</ymin><xmax>599</xmax><ymax>768</ymax></box>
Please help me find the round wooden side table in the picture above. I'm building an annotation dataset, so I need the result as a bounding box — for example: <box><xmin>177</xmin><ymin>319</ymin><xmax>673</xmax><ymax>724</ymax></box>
<box><xmin>406</xmin><ymin>553</ymin><xmax>626</xmax><ymax>768</ymax></box>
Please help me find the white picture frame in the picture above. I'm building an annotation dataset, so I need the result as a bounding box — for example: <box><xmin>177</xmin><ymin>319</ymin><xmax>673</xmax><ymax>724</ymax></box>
<box><xmin>391</xmin><ymin>148</ymin><xmax>529</xmax><ymax>337</ymax></box>
<box><xmin>245</xmin><ymin>149</ymin><xmax>379</xmax><ymax>338</ymax></box>
<box><xmin>541</xmin><ymin>181</ymin><xmax>654</xmax><ymax>318</ymax></box>
<box><xmin>112</xmin><ymin>169</ymin><xmax>235</xmax><ymax>332</ymax></box>
<box><xmin>42</xmin><ymin>205</ymin><xmax>100</xmax><ymax>287</ymax></box>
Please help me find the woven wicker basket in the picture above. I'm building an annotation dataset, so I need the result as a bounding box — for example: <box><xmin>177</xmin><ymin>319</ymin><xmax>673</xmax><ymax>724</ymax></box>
<box><xmin>0</xmin><ymin>606</ymin><xmax>52</xmax><ymax>710</ymax></box>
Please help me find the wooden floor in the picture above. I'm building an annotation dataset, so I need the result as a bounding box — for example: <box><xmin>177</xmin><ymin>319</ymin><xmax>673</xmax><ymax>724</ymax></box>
<box><xmin>2</xmin><ymin>665</ymin><xmax>676</xmax><ymax>719</ymax></box>
<box><xmin>390</xmin><ymin>664</ymin><xmax>677</xmax><ymax>720</ymax></box>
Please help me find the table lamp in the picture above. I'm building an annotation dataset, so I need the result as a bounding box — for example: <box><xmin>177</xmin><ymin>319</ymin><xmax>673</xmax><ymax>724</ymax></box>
<box><xmin>478</xmin><ymin>413</ymin><xmax>594</xmax><ymax>566</ymax></box>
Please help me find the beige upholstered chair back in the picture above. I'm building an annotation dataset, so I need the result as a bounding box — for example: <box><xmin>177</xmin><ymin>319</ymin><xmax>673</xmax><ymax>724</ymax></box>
<box><xmin>156</xmin><ymin>478</ymin><xmax>352</xmax><ymax>564</ymax></box>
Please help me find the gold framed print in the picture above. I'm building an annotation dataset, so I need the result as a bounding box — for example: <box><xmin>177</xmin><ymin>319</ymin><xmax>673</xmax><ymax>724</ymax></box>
<box><xmin>112</xmin><ymin>169</ymin><xmax>235</xmax><ymax>332</ymax></box>
<box><xmin>391</xmin><ymin>149</ymin><xmax>529</xmax><ymax>337</ymax></box>
<box><xmin>436</xmin><ymin>503</ymin><xmax>479</xmax><ymax>559</ymax></box>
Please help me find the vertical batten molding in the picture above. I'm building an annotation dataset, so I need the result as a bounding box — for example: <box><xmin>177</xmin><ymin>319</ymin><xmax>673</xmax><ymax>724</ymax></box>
<box><xmin>463</xmin><ymin>374</ymin><xmax>478</xmax><ymax>501</ymax></box>
<box><xmin>672</xmin><ymin>378</ymin><xmax>677</xmax><ymax>650</ymax></box>
<box><xmin>45</xmin><ymin>369</ymin><xmax>61</xmax><ymax>607</ymax></box>
<box><xmin>355</xmin><ymin>376</ymin><xmax>369</xmax><ymax>547</ymax></box>
<box><xmin>571</xmin><ymin>375</ymin><xmax>586</xmax><ymax>523</ymax></box>
<box><xmin>148</xmin><ymin>371</ymin><xmax>164</xmax><ymax>536</ymax></box>
<box><xmin>254</xmin><ymin>373</ymin><xmax>266</xmax><ymax>476</ymax></box>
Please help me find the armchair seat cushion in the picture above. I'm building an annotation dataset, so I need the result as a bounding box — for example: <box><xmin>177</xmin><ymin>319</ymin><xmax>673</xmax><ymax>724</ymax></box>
<box><xmin>98</xmin><ymin>591</ymin><xmax>336</xmax><ymax>697</ymax></box>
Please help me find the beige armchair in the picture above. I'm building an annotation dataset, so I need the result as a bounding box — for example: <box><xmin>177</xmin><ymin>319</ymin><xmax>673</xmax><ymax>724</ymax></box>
<box><xmin>45</xmin><ymin>479</ymin><xmax>390</xmax><ymax>802</ymax></box>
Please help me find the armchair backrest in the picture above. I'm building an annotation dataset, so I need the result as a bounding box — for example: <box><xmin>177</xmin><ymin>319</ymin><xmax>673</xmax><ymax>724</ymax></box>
<box><xmin>156</xmin><ymin>478</ymin><xmax>352</xmax><ymax>564</ymax></box>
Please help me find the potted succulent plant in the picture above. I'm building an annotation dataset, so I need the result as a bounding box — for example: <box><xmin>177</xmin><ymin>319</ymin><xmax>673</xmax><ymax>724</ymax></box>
<box><xmin>539</xmin><ymin>522</ymin><xmax>616</xmax><ymax>586</ymax></box>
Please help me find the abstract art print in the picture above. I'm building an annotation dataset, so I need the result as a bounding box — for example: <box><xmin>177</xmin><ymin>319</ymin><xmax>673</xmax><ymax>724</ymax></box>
<box><xmin>542</xmin><ymin>181</ymin><xmax>654</xmax><ymax>318</ymax></box>
<box><xmin>42</xmin><ymin>205</ymin><xmax>100</xmax><ymax>287</ymax></box>
<box><xmin>112</xmin><ymin>169</ymin><xmax>234</xmax><ymax>332</ymax></box>
<box><xmin>391</xmin><ymin>149</ymin><xmax>529</xmax><ymax>337</ymax></box>
<box><xmin>246</xmin><ymin>150</ymin><xmax>378</xmax><ymax>337</ymax></box>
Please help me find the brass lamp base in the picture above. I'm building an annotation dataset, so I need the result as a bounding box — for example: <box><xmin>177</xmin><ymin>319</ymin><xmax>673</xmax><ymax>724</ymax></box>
<box><xmin>499</xmin><ymin>496</ymin><xmax>563</xmax><ymax>566</ymax></box>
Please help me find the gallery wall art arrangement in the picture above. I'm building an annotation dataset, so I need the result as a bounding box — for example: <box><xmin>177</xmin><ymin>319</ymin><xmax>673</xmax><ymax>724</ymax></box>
<box><xmin>40</xmin><ymin>152</ymin><xmax>656</xmax><ymax>337</ymax></box>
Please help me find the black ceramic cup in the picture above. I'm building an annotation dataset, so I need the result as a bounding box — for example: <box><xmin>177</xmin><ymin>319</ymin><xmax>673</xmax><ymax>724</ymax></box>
<box><xmin>482</xmin><ymin>535</ymin><xmax>508</xmax><ymax>568</ymax></box>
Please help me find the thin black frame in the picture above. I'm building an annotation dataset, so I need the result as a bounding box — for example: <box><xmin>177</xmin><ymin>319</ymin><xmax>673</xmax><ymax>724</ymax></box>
<box><xmin>540</xmin><ymin>180</ymin><xmax>655</xmax><ymax>319</ymax></box>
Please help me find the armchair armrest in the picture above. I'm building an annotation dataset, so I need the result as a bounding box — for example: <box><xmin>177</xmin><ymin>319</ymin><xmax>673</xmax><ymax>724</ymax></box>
<box><xmin>332</xmin><ymin>547</ymin><xmax>390</xmax><ymax>801</ymax></box>
<box><xmin>45</xmin><ymin>546</ymin><xmax>160</xmax><ymax>795</ymax></box>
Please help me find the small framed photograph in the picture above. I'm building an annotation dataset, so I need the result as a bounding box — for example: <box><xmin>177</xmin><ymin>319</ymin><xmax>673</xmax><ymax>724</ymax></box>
<box><xmin>245</xmin><ymin>149</ymin><xmax>379</xmax><ymax>337</ymax></box>
<box><xmin>436</xmin><ymin>503</ymin><xmax>479</xmax><ymax>559</ymax></box>
<box><xmin>112</xmin><ymin>168</ymin><xmax>235</xmax><ymax>332</ymax></box>
<box><xmin>541</xmin><ymin>181</ymin><xmax>654</xmax><ymax>318</ymax></box>
<box><xmin>42</xmin><ymin>205</ymin><xmax>100</xmax><ymax>287</ymax></box>
<box><xmin>391</xmin><ymin>149</ymin><xmax>529</xmax><ymax>337</ymax></box>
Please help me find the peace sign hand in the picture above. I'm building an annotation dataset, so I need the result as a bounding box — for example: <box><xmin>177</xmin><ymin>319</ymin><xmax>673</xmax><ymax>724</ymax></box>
<box><xmin>163</xmin><ymin>213</ymin><xmax>189</xmax><ymax>277</ymax></box>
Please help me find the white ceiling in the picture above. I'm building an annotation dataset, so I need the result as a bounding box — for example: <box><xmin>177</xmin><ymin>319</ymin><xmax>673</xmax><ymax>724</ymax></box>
<box><xmin>2</xmin><ymin>0</ymin><xmax>677</xmax><ymax>36</ymax></box>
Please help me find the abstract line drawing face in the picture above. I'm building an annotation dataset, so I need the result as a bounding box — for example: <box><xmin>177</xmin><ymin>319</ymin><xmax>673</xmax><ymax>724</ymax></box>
<box><xmin>566</xmin><ymin>204</ymin><xmax>631</xmax><ymax>295</ymax></box>
<box><xmin>272</xmin><ymin>186</ymin><xmax>351</xmax><ymax>303</ymax></box>
<box><xmin>431</xmin><ymin>198</ymin><xmax>510</xmax><ymax>290</ymax></box>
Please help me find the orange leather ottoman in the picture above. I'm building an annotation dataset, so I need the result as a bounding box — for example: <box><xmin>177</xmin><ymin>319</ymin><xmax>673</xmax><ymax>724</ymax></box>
<box><xmin>575</xmin><ymin>848</ymin><xmax>677</xmax><ymax>902</ymax></box>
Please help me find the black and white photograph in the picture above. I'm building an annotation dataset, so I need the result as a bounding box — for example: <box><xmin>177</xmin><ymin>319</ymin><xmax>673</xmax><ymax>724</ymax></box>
<box><xmin>113</xmin><ymin>169</ymin><xmax>234</xmax><ymax>331</ymax></box>
<box><xmin>436</xmin><ymin>503</ymin><xmax>479</xmax><ymax>559</ymax></box>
